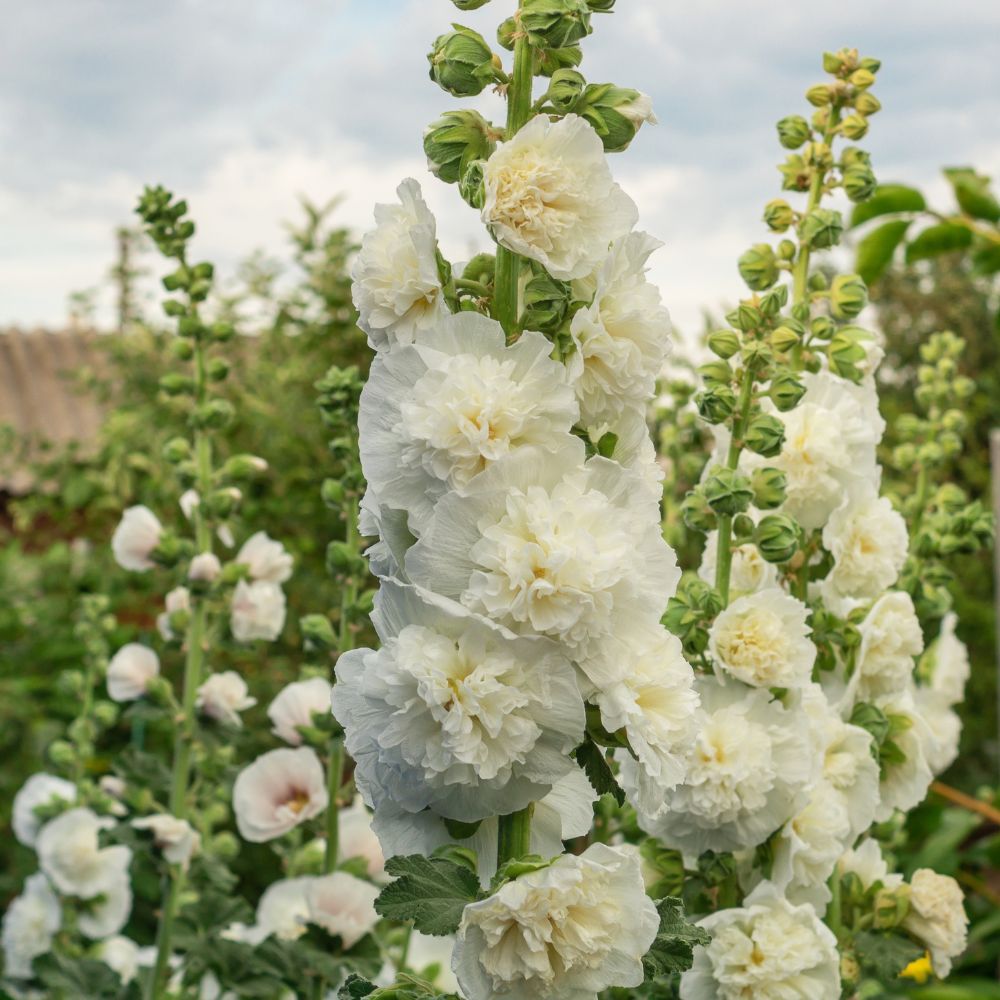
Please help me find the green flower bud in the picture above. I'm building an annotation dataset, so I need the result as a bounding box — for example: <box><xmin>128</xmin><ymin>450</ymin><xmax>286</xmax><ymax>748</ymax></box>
<box><xmin>707</xmin><ymin>329</ymin><xmax>741</xmax><ymax>359</ymax></box>
<box><xmin>428</xmin><ymin>25</ymin><xmax>499</xmax><ymax>98</ymax></box>
<box><xmin>755</xmin><ymin>514</ymin><xmax>800</xmax><ymax>563</ymax></box>
<box><xmin>424</xmin><ymin>110</ymin><xmax>499</xmax><ymax>185</ymax></box>
<box><xmin>763</xmin><ymin>199</ymin><xmax>795</xmax><ymax>232</ymax></box>
<box><xmin>171</xmin><ymin>338</ymin><xmax>194</xmax><ymax>361</ymax></box>
<box><xmin>48</xmin><ymin>740</ymin><xmax>76</xmax><ymax>768</ymax></box>
<box><xmin>860</xmin><ymin>56</ymin><xmax>881</xmax><ymax>74</ymax></box>
<box><xmin>743</xmin><ymin>413</ymin><xmax>786</xmax><ymax>458</ymax></box>
<box><xmin>776</xmin><ymin>115</ymin><xmax>812</xmax><ymax>149</ymax></box>
<box><xmin>841</xmin><ymin>146</ymin><xmax>871</xmax><ymax>169</ymax></box>
<box><xmin>696</xmin><ymin>385</ymin><xmax>736</xmax><ymax>424</ymax></box>
<box><xmin>162</xmin><ymin>266</ymin><xmax>191</xmax><ymax>292</ymax></box>
<box><xmin>521</xmin><ymin>0</ymin><xmax>593</xmax><ymax>49</ymax></box>
<box><xmin>300</xmin><ymin>614</ymin><xmax>337</xmax><ymax>649</ymax></box>
<box><xmin>855</xmin><ymin>91</ymin><xmax>881</xmax><ymax>116</ymax></box>
<box><xmin>222</xmin><ymin>454</ymin><xmax>268</xmax><ymax>480</ymax></box>
<box><xmin>206</xmin><ymin>357</ymin><xmax>230</xmax><ymax>382</ymax></box>
<box><xmin>191</xmin><ymin>399</ymin><xmax>235</xmax><ymax>430</ymax></box>
<box><xmin>760</xmin><ymin>283</ymin><xmax>789</xmax><ymax>317</ymax></box>
<box><xmin>326</xmin><ymin>541</ymin><xmax>365</xmax><ymax>578</ymax></box>
<box><xmin>769</xmin><ymin>325</ymin><xmax>801</xmax><ymax>354</ymax></box>
<box><xmin>822</xmin><ymin>51</ymin><xmax>846</xmax><ymax>75</ymax></box>
<box><xmin>778</xmin><ymin>154</ymin><xmax>811</xmax><ymax>192</ymax></box>
<box><xmin>840</xmin><ymin>113</ymin><xmax>869</xmax><ymax>140</ymax></box>
<box><xmin>680</xmin><ymin>487</ymin><xmax>717</xmax><ymax>533</ymax></box>
<box><xmin>738</xmin><ymin>243</ymin><xmax>779</xmax><ymax>290</ymax></box>
<box><xmin>806</xmin><ymin>83</ymin><xmax>834</xmax><ymax>106</ymax></box>
<box><xmin>162</xmin><ymin>298</ymin><xmax>186</xmax><ymax>318</ymax></box>
<box><xmin>459</xmin><ymin>159</ymin><xmax>487</xmax><ymax>210</ymax></box>
<box><xmin>830</xmin><ymin>273</ymin><xmax>868</xmax><ymax>319</ymax></box>
<box><xmin>145</xmin><ymin>676</ymin><xmax>175</xmax><ymax>707</ymax></box>
<box><xmin>587</xmin><ymin>0</ymin><xmax>615</xmax><ymax>9</ymax></box>
<box><xmin>522</xmin><ymin>263</ymin><xmax>572</xmax><ymax>334</ymax></box>
<box><xmin>159</xmin><ymin>373</ymin><xmax>194</xmax><ymax>396</ymax></box>
<box><xmin>698</xmin><ymin>359</ymin><xmax>733</xmax><ymax>387</ymax></box>
<box><xmin>321</xmin><ymin>477</ymin><xmax>346</xmax><ymax>508</ymax></box>
<box><xmin>827</xmin><ymin>329</ymin><xmax>868</xmax><ymax>382</ymax></box>
<box><xmin>210</xmin><ymin>321</ymin><xmax>235</xmax><ymax>343</ymax></box>
<box><xmin>873</xmin><ymin>886</ymin><xmax>911</xmax><ymax>930</ymax></box>
<box><xmin>532</xmin><ymin>43</ymin><xmax>584</xmax><ymax>77</ymax></box>
<box><xmin>162</xmin><ymin>437</ymin><xmax>191</xmax><ymax>464</ymax></box>
<box><xmin>842</xmin><ymin>164</ymin><xmax>877</xmax><ymax>202</ymax></box>
<box><xmin>777</xmin><ymin>239</ymin><xmax>797</xmax><ymax>261</ymax></box>
<box><xmin>573</xmin><ymin>83</ymin><xmax>656</xmax><ymax>153</ymax></box>
<box><xmin>768</xmin><ymin>371</ymin><xmax>806</xmax><ymax>411</ymax></box>
<box><xmin>703</xmin><ymin>466</ymin><xmax>754</xmax><ymax>516</ymax></box>
<box><xmin>849</xmin><ymin>67</ymin><xmax>875</xmax><ymax>89</ymax></box>
<box><xmin>211</xmin><ymin>832</ymin><xmax>240</xmax><ymax>861</ymax></box>
<box><xmin>798</xmin><ymin>208</ymin><xmax>844</xmax><ymax>249</ymax></box>
<box><xmin>751</xmin><ymin>467</ymin><xmax>788</xmax><ymax>509</ymax></box>
<box><xmin>545</xmin><ymin>68</ymin><xmax>586</xmax><ymax>113</ymax></box>
<box><xmin>811</xmin><ymin>315</ymin><xmax>835</xmax><ymax>340</ymax></box>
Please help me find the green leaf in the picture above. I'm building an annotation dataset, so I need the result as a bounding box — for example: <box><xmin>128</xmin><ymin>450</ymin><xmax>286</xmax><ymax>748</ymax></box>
<box><xmin>376</xmin><ymin>855</ymin><xmax>481</xmax><ymax>935</ymax></box>
<box><xmin>33</xmin><ymin>953</ymin><xmax>128</xmax><ymax>998</ymax></box>
<box><xmin>339</xmin><ymin>976</ymin><xmax>378</xmax><ymax>1000</ymax></box>
<box><xmin>571</xmin><ymin>734</ymin><xmax>625</xmax><ymax>806</ymax></box>
<box><xmin>855</xmin><ymin>219</ymin><xmax>911</xmax><ymax>285</ymax></box>
<box><xmin>853</xmin><ymin>929</ymin><xmax>925</xmax><ymax>980</ymax></box>
<box><xmin>905</xmin><ymin>223</ymin><xmax>973</xmax><ymax>263</ymax></box>
<box><xmin>971</xmin><ymin>243</ymin><xmax>1000</xmax><ymax>276</ymax></box>
<box><xmin>642</xmin><ymin>896</ymin><xmax>711</xmax><ymax>980</ymax></box>
<box><xmin>944</xmin><ymin>166</ymin><xmax>1000</xmax><ymax>222</ymax></box>
<box><xmin>850</xmin><ymin>184</ymin><xmax>926</xmax><ymax>227</ymax></box>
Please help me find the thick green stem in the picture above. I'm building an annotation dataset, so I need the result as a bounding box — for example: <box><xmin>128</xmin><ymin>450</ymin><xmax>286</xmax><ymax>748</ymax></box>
<box><xmin>497</xmin><ymin>805</ymin><xmax>533</xmax><ymax>868</ymax></box>
<box><xmin>324</xmin><ymin>740</ymin><xmax>343</xmax><ymax>873</ymax></box>
<box><xmin>825</xmin><ymin>870</ymin><xmax>843</xmax><ymax>940</ymax></box>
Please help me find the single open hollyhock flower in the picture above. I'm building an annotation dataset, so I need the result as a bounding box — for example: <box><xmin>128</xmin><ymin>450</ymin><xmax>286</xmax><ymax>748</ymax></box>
<box><xmin>77</xmin><ymin>871</ymin><xmax>133</xmax><ymax>939</ymax></box>
<box><xmin>821</xmin><ymin>486</ymin><xmax>908</xmax><ymax>613</ymax></box>
<box><xmin>157</xmin><ymin>585</ymin><xmax>191</xmax><ymax>641</ymax></box>
<box><xmin>352</xmin><ymin>178</ymin><xmax>449</xmax><ymax>351</ymax></box>
<box><xmin>196</xmin><ymin>671</ymin><xmax>257</xmax><ymax>727</ymax></box>
<box><xmin>12</xmin><ymin>772</ymin><xmax>77</xmax><ymax>847</ymax></box>
<box><xmin>406</xmin><ymin>440</ymin><xmax>678</xmax><ymax>687</ymax></box>
<box><xmin>454</xmin><ymin>843</ymin><xmax>657</xmax><ymax>1000</ymax></box>
<box><xmin>230</xmin><ymin>579</ymin><xmax>286</xmax><ymax>642</ymax></box>
<box><xmin>634</xmin><ymin>678</ymin><xmax>816</xmax><ymax>856</ymax></box>
<box><xmin>36</xmin><ymin>807</ymin><xmax>132</xmax><ymax>898</ymax></box>
<box><xmin>338</xmin><ymin>798</ymin><xmax>385</xmax><ymax>881</ymax></box>
<box><xmin>699</xmin><ymin>531</ymin><xmax>777</xmax><ymax>597</ymax></box>
<box><xmin>1</xmin><ymin>873</ymin><xmax>61</xmax><ymax>979</ymax></box>
<box><xmin>568</xmin><ymin>231</ymin><xmax>671</xmax><ymax>426</ymax></box>
<box><xmin>360</xmin><ymin>312</ymin><xmax>579</xmax><ymax>533</ymax></box>
<box><xmin>132</xmin><ymin>814</ymin><xmax>201</xmax><ymax>867</ymax></box>
<box><xmin>598</xmin><ymin>626</ymin><xmax>699</xmax><ymax>812</ymax></box>
<box><xmin>96</xmin><ymin>935</ymin><xmax>141</xmax><ymax>985</ymax></box>
<box><xmin>268</xmin><ymin>676</ymin><xmax>332</xmax><ymax>746</ymax></box>
<box><xmin>305</xmin><ymin>873</ymin><xmax>378</xmax><ymax>948</ymax></box>
<box><xmin>482</xmin><ymin>113</ymin><xmax>638</xmax><ymax>281</ymax></box>
<box><xmin>232</xmin><ymin>747</ymin><xmax>328</xmax><ymax>843</ymax></box>
<box><xmin>680</xmin><ymin>883</ymin><xmax>840</xmax><ymax>1000</ymax></box>
<box><xmin>111</xmin><ymin>505</ymin><xmax>163</xmax><ymax>572</ymax></box>
<box><xmin>924</xmin><ymin>612</ymin><xmax>970</xmax><ymax>706</ymax></box>
<box><xmin>188</xmin><ymin>551</ymin><xmax>222</xmax><ymax>582</ymax></box>
<box><xmin>236</xmin><ymin>531</ymin><xmax>293</xmax><ymax>584</ymax></box>
<box><xmin>708</xmin><ymin>588</ymin><xmax>815</xmax><ymax>689</ymax></box>
<box><xmin>854</xmin><ymin>591</ymin><xmax>924</xmax><ymax>701</ymax></box>
<box><xmin>179</xmin><ymin>489</ymin><xmax>200</xmax><ymax>520</ymax></box>
<box><xmin>223</xmin><ymin>878</ymin><xmax>312</xmax><ymax>945</ymax></box>
<box><xmin>333</xmin><ymin>579</ymin><xmax>585</xmax><ymax>825</ymax></box>
<box><xmin>106</xmin><ymin>643</ymin><xmax>160</xmax><ymax>702</ymax></box>
<box><xmin>903</xmin><ymin>869</ymin><xmax>968</xmax><ymax>977</ymax></box>
<box><xmin>873</xmin><ymin>686</ymin><xmax>935</xmax><ymax>821</ymax></box>
<box><xmin>748</xmin><ymin>372</ymin><xmax>883</xmax><ymax>531</ymax></box>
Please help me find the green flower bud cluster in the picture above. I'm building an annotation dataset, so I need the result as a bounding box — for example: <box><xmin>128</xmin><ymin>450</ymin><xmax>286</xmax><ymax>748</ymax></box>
<box><xmin>663</xmin><ymin>577</ymin><xmax>724</xmax><ymax>657</ymax></box>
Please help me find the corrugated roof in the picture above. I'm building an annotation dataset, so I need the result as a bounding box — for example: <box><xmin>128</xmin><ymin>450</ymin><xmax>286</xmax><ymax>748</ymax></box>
<box><xmin>0</xmin><ymin>327</ymin><xmax>106</xmax><ymax>493</ymax></box>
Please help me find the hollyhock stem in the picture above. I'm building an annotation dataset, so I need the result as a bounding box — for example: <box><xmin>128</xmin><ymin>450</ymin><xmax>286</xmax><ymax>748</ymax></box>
<box><xmin>324</xmin><ymin>740</ymin><xmax>343</xmax><ymax>872</ymax></box>
<box><xmin>497</xmin><ymin>804</ymin><xmax>533</xmax><ymax>867</ymax></box>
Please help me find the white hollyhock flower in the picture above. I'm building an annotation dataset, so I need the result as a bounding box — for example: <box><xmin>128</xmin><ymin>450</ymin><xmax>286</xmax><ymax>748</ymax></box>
<box><xmin>232</xmin><ymin>747</ymin><xmax>328</xmax><ymax>843</ymax></box>
<box><xmin>568</xmin><ymin>231</ymin><xmax>671</xmax><ymax>426</ymax></box>
<box><xmin>223</xmin><ymin>878</ymin><xmax>312</xmax><ymax>945</ymax></box>
<box><xmin>352</xmin><ymin>178</ymin><xmax>448</xmax><ymax>351</ymax></box>
<box><xmin>268</xmin><ymin>677</ymin><xmax>333</xmax><ymax>746</ymax></box>
<box><xmin>96</xmin><ymin>935</ymin><xmax>141</xmax><ymax>984</ymax></box>
<box><xmin>305</xmin><ymin>873</ymin><xmax>379</xmax><ymax>948</ymax></box>
<box><xmin>106</xmin><ymin>643</ymin><xmax>160</xmax><ymax>702</ymax></box>
<box><xmin>914</xmin><ymin>687</ymin><xmax>962</xmax><ymax>776</ymax></box>
<box><xmin>680</xmin><ymin>883</ymin><xmax>840</xmax><ymax>1000</ymax></box>
<box><xmin>196</xmin><ymin>671</ymin><xmax>257</xmax><ymax>727</ymax></box>
<box><xmin>338</xmin><ymin>798</ymin><xmax>385</xmax><ymax>881</ymax></box>
<box><xmin>406</xmin><ymin>440</ymin><xmax>679</xmax><ymax>687</ymax></box>
<box><xmin>77</xmin><ymin>872</ymin><xmax>132</xmax><ymax>938</ymax></box>
<box><xmin>873</xmin><ymin>687</ymin><xmax>934</xmax><ymax>821</ymax></box>
<box><xmin>924</xmin><ymin>612</ymin><xmax>970</xmax><ymax>705</ymax></box>
<box><xmin>821</xmin><ymin>487</ymin><xmax>908</xmax><ymax>613</ymax></box>
<box><xmin>179</xmin><ymin>489</ymin><xmax>200</xmax><ymax>520</ymax></box>
<box><xmin>188</xmin><ymin>551</ymin><xmax>221</xmax><ymax>582</ymax></box>
<box><xmin>632</xmin><ymin>678</ymin><xmax>816</xmax><ymax>857</ymax></box>
<box><xmin>358</xmin><ymin>489</ymin><xmax>414</xmax><ymax>579</ymax></box>
<box><xmin>837</xmin><ymin>838</ymin><xmax>903</xmax><ymax>891</ymax></box>
<box><xmin>597</xmin><ymin>627</ymin><xmax>699</xmax><ymax>812</ymax></box>
<box><xmin>708</xmin><ymin>589</ymin><xmax>816</xmax><ymax>689</ymax></box>
<box><xmin>157</xmin><ymin>585</ymin><xmax>191</xmax><ymax>641</ymax></box>
<box><xmin>12</xmin><ymin>773</ymin><xmax>77</xmax><ymax>847</ymax></box>
<box><xmin>454</xmin><ymin>843</ymin><xmax>658</xmax><ymax>1000</ymax></box>
<box><xmin>481</xmin><ymin>113</ymin><xmax>638</xmax><ymax>281</ymax></box>
<box><xmin>854</xmin><ymin>591</ymin><xmax>924</xmax><ymax>701</ymax></box>
<box><xmin>406</xmin><ymin>931</ymin><xmax>460</xmax><ymax>992</ymax></box>
<box><xmin>36</xmin><ymin>807</ymin><xmax>131</xmax><ymax>898</ymax></box>
<box><xmin>236</xmin><ymin>531</ymin><xmax>293</xmax><ymax>584</ymax></box>
<box><xmin>333</xmin><ymin>579</ymin><xmax>585</xmax><ymax>825</ymax></box>
<box><xmin>132</xmin><ymin>814</ymin><xmax>201</xmax><ymax>867</ymax></box>
<box><xmin>111</xmin><ymin>505</ymin><xmax>163</xmax><ymax>571</ymax></box>
<box><xmin>699</xmin><ymin>532</ymin><xmax>777</xmax><ymax>597</ymax></box>
<box><xmin>230</xmin><ymin>579</ymin><xmax>286</xmax><ymax>642</ymax></box>
<box><xmin>360</xmin><ymin>313</ymin><xmax>579</xmax><ymax>533</ymax></box>
<box><xmin>903</xmin><ymin>869</ymin><xmax>968</xmax><ymax>977</ymax></box>
<box><xmin>619</xmin><ymin>92</ymin><xmax>658</xmax><ymax>128</ymax></box>
<box><xmin>751</xmin><ymin>372</ymin><xmax>884</xmax><ymax>530</ymax></box>
<box><xmin>1</xmin><ymin>874</ymin><xmax>61</xmax><ymax>979</ymax></box>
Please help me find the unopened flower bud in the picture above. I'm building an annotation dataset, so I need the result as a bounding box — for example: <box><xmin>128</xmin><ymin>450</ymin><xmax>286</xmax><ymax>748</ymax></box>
<box><xmin>822</xmin><ymin>51</ymin><xmax>846</xmax><ymax>75</ymax></box>
<box><xmin>855</xmin><ymin>91</ymin><xmax>881</xmax><ymax>116</ymax></box>
<box><xmin>521</xmin><ymin>0</ymin><xmax>593</xmax><ymax>49</ymax></box>
<box><xmin>763</xmin><ymin>199</ymin><xmax>795</xmax><ymax>232</ymax></box>
<box><xmin>428</xmin><ymin>25</ymin><xmax>499</xmax><ymax>98</ymax></box>
<box><xmin>459</xmin><ymin>160</ymin><xmax>486</xmax><ymax>210</ymax></box>
<box><xmin>873</xmin><ymin>886</ymin><xmax>910</xmax><ymax>929</ymax></box>
<box><xmin>707</xmin><ymin>329</ymin><xmax>740</xmax><ymax>360</ymax></box>
<box><xmin>743</xmin><ymin>413</ymin><xmax>786</xmax><ymax>458</ymax></box>
<box><xmin>849</xmin><ymin>68</ymin><xmax>875</xmax><ymax>89</ymax></box>
<box><xmin>48</xmin><ymin>740</ymin><xmax>76</xmax><ymax>768</ymax></box>
<box><xmin>798</xmin><ymin>208</ymin><xmax>844</xmax><ymax>249</ymax></box>
<box><xmin>751</xmin><ymin>467</ymin><xmax>788</xmax><ymax>509</ymax></box>
<box><xmin>680</xmin><ymin>487</ymin><xmax>717</xmax><ymax>533</ymax></box>
<box><xmin>574</xmin><ymin>83</ymin><xmax>656</xmax><ymax>152</ymax></box>
<box><xmin>545</xmin><ymin>68</ymin><xmax>586</xmax><ymax>113</ymax></box>
<box><xmin>696</xmin><ymin>385</ymin><xmax>736</xmax><ymax>424</ymax></box>
<box><xmin>222</xmin><ymin>454</ymin><xmax>269</xmax><ymax>479</ymax></box>
<box><xmin>840</xmin><ymin>113</ymin><xmax>869</xmax><ymax>140</ymax></box>
<box><xmin>806</xmin><ymin>83</ymin><xmax>834</xmax><ymax>107</ymax></box>
<box><xmin>188</xmin><ymin>552</ymin><xmax>222</xmax><ymax>583</ymax></box>
<box><xmin>732</xmin><ymin>513</ymin><xmax>756</xmax><ymax>543</ymax></box>
<box><xmin>830</xmin><ymin>273</ymin><xmax>868</xmax><ymax>319</ymax></box>
<box><xmin>777</xmin><ymin>239</ymin><xmax>797</xmax><ymax>260</ymax></box>
<box><xmin>843</xmin><ymin>164</ymin><xmax>877</xmax><ymax>202</ymax></box>
<box><xmin>192</xmin><ymin>399</ymin><xmax>235</xmax><ymax>430</ymax></box>
<box><xmin>587</xmin><ymin>0</ymin><xmax>615</xmax><ymax>9</ymax></box>
<box><xmin>424</xmin><ymin>110</ymin><xmax>499</xmax><ymax>184</ymax></box>
<box><xmin>769</xmin><ymin>326</ymin><xmax>801</xmax><ymax>354</ymax></box>
<box><xmin>755</xmin><ymin>514</ymin><xmax>800</xmax><ymax>563</ymax></box>
<box><xmin>159</xmin><ymin>373</ymin><xmax>194</xmax><ymax>396</ymax></box>
<box><xmin>300</xmin><ymin>614</ymin><xmax>337</xmax><ymax>649</ymax></box>
<box><xmin>162</xmin><ymin>437</ymin><xmax>190</xmax><ymax>464</ymax></box>
<box><xmin>211</xmin><ymin>831</ymin><xmax>240</xmax><ymax>860</ymax></box>
<box><xmin>768</xmin><ymin>371</ymin><xmax>806</xmax><ymax>411</ymax></box>
<box><xmin>703</xmin><ymin>466</ymin><xmax>754</xmax><ymax>516</ymax></box>
<box><xmin>321</xmin><ymin>478</ymin><xmax>346</xmax><ymax>508</ymax></box>
<box><xmin>171</xmin><ymin>338</ymin><xmax>194</xmax><ymax>361</ymax></box>
<box><xmin>698</xmin><ymin>359</ymin><xmax>733</xmax><ymax>387</ymax></box>
<box><xmin>776</xmin><ymin>115</ymin><xmax>811</xmax><ymax>150</ymax></box>
<box><xmin>738</xmin><ymin>243</ymin><xmax>779</xmax><ymax>291</ymax></box>
<box><xmin>827</xmin><ymin>329</ymin><xmax>868</xmax><ymax>382</ymax></box>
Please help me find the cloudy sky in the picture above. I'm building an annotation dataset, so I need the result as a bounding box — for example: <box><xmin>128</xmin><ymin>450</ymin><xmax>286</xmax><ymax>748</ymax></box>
<box><xmin>2</xmin><ymin>0</ymin><xmax>999</xmax><ymax>335</ymax></box>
